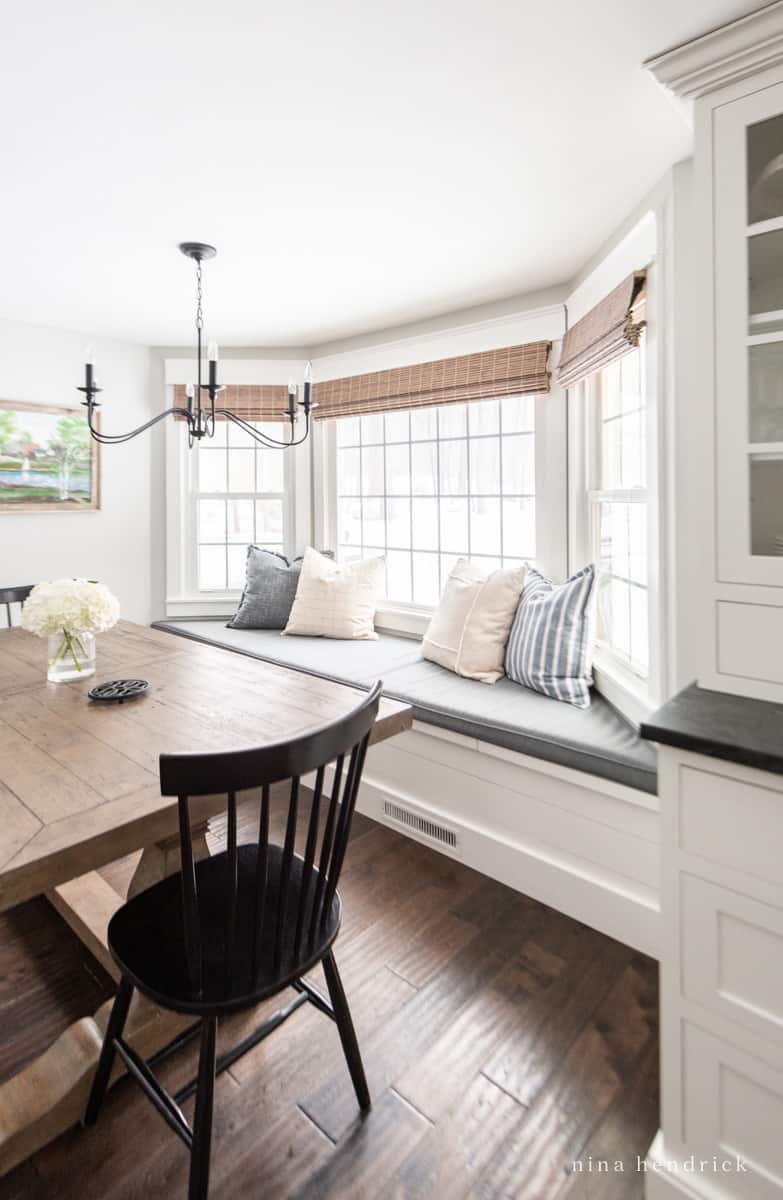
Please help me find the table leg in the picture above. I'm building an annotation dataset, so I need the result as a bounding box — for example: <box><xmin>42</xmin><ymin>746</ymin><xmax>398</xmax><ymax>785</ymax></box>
<box><xmin>126</xmin><ymin>824</ymin><xmax>210</xmax><ymax>900</ymax></box>
<box><xmin>0</xmin><ymin>822</ymin><xmax>213</xmax><ymax>1177</ymax></box>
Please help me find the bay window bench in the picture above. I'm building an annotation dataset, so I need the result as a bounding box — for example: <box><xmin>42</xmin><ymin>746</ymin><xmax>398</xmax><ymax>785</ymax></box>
<box><xmin>153</xmin><ymin>619</ymin><xmax>660</xmax><ymax>957</ymax></box>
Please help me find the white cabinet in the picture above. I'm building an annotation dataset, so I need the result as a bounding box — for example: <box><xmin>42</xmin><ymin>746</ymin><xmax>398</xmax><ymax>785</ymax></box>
<box><xmin>648</xmin><ymin>3</ymin><xmax>783</xmax><ymax>702</ymax></box>
<box><xmin>652</xmin><ymin>744</ymin><xmax>783</xmax><ymax>1200</ymax></box>
<box><xmin>710</xmin><ymin>74</ymin><xmax>783</xmax><ymax>700</ymax></box>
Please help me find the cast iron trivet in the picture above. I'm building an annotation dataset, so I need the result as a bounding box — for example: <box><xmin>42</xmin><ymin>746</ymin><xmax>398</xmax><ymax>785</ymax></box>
<box><xmin>88</xmin><ymin>679</ymin><xmax>150</xmax><ymax>703</ymax></box>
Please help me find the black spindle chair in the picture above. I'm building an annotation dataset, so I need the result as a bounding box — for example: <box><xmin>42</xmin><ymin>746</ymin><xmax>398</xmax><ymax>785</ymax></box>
<box><xmin>0</xmin><ymin>584</ymin><xmax>33</xmax><ymax>628</ymax></box>
<box><xmin>84</xmin><ymin>680</ymin><xmax>382</xmax><ymax>1200</ymax></box>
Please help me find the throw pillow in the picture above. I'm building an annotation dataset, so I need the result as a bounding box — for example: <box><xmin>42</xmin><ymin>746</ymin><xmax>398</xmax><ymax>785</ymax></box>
<box><xmin>421</xmin><ymin>558</ymin><xmax>527</xmax><ymax>683</ymax></box>
<box><xmin>228</xmin><ymin>548</ymin><xmax>333</xmax><ymax>630</ymax></box>
<box><xmin>504</xmin><ymin>564</ymin><xmax>596</xmax><ymax>707</ymax></box>
<box><xmin>283</xmin><ymin>548</ymin><xmax>385</xmax><ymax>640</ymax></box>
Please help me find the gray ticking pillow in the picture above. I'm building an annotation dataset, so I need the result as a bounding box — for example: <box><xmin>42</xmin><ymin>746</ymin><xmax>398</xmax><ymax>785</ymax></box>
<box><xmin>504</xmin><ymin>564</ymin><xmax>596</xmax><ymax>707</ymax></box>
<box><xmin>227</xmin><ymin>548</ymin><xmax>333</xmax><ymax>630</ymax></box>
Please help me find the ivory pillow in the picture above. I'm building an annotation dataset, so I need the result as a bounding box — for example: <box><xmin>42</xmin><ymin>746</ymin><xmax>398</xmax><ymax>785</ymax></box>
<box><xmin>283</xmin><ymin>547</ymin><xmax>385</xmax><ymax>640</ymax></box>
<box><xmin>422</xmin><ymin>559</ymin><xmax>527</xmax><ymax>683</ymax></box>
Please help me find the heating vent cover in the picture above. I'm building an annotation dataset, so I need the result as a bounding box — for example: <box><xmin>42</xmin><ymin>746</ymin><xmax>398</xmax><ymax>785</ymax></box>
<box><xmin>382</xmin><ymin>798</ymin><xmax>458</xmax><ymax>850</ymax></box>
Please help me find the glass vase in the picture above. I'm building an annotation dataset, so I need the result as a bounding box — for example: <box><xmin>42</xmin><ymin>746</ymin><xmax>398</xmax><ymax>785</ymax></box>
<box><xmin>47</xmin><ymin>630</ymin><xmax>96</xmax><ymax>683</ymax></box>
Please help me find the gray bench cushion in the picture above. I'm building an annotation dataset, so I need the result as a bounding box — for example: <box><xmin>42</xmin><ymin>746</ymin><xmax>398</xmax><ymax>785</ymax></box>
<box><xmin>152</xmin><ymin>620</ymin><xmax>657</xmax><ymax>795</ymax></box>
<box><xmin>152</xmin><ymin>620</ymin><xmax>423</xmax><ymax>686</ymax></box>
<box><xmin>380</xmin><ymin>657</ymin><xmax>657</xmax><ymax>795</ymax></box>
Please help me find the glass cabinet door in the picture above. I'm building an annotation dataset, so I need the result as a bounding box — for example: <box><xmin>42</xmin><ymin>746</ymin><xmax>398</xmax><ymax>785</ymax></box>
<box><xmin>715</xmin><ymin>84</ymin><xmax>783</xmax><ymax>581</ymax></box>
<box><xmin>748</xmin><ymin>113</ymin><xmax>783</xmax><ymax>557</ymax></box>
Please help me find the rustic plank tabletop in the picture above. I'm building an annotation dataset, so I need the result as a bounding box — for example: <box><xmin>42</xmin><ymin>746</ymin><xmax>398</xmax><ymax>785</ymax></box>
<box><xmin>0</xmin><ymin>620</ymin><xmax>411</xmax><ymax>914</ymax></box>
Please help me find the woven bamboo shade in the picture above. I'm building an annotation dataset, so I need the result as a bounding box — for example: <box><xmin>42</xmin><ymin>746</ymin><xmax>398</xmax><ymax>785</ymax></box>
<box><xmin>312</xmin><ymin>341</ymin><xmax>551</xmax><ymax>421</ymax></box>
<box><xmin>173</xmin><ymin>384</ymin><xmax>289</xmax><ymax>423</ymax></box>
<box><xmin>558</xmin><ymin>272</ymin><xmax>647</xmax><ymax>389</ymax></box>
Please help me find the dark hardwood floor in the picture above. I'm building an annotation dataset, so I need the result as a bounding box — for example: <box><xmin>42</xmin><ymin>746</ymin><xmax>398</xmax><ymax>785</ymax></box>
<box><xmin>0</xmin><ymin>798</ymin><xmax>659</xmax><ymax>1199</ymax></box>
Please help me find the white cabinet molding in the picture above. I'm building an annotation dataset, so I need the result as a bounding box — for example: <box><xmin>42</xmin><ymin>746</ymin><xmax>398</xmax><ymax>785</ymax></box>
<box><xmin>645</xmin><ymin>2</ymin><xmax>783</xmax><ymax>103</ymax></box>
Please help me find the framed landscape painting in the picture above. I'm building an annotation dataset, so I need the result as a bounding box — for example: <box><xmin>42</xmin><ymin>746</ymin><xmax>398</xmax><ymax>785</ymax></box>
<box><xmin>0</xmin><ymin>400</ymin><xmax>99</xmax><ymax>513</ymax></box>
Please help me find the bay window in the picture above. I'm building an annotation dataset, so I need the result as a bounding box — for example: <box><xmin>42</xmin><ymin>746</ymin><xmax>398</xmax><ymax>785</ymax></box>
<box><xmin>334</xmin><ymin>395</ymin><xmax>537</xmax><ymax>605</ymax></box>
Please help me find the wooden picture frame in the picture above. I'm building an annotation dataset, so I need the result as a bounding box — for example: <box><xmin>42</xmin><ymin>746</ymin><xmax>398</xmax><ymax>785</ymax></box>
<box><xmin>0</xmin><ymin>399</ymin><xmax>100</xmax><ymax>513</ymax></box>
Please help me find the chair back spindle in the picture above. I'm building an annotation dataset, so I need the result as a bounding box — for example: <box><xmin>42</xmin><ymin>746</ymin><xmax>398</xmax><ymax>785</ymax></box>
<box><xmin>177</xmin><ymin>795</ymin><xmax>203</xmax><ymax>996</ymax></box>
<box><xmin>159</xmin><ymin>681</ymin><xmax>382</xmax><ymax>1002</ymax></box>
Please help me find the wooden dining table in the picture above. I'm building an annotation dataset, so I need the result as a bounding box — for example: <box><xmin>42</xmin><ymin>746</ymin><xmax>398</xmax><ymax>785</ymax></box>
<box><xmin>0</xmin><ymin>620</ymin><xmax>411</xmax><ymax>1176</ymax></box>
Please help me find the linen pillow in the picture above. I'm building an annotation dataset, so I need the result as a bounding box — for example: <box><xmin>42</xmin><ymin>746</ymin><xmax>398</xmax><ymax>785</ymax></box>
<box><xmin>504</xmin><ymin>565</ymin><xmax>596</xmax><ymax>708</ymax></box>
<box><xmin>421</xmin><ymin>559</ymin><xmax>527</xmax><ymax>683</ymax></box>
<box><xmin>228</xmin><ymin>548</ymin><xmax>333</xmax><ymax>630</ymax></box>
<box><xmin>283</xmin><ymin>548</ymin><xmax>385</xmax><ymax>640</ymax></box>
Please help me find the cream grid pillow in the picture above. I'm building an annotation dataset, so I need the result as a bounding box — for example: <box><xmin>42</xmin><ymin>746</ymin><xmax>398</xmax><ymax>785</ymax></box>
<box><xmin>422</xmin><ymin>558</ymin><xmax>527</xmax><ymax>683</ymax></box>
<box><xmin>283</xmin><ymin>547</ymin><xmax>384</xmax><ymax>640</ymax></box>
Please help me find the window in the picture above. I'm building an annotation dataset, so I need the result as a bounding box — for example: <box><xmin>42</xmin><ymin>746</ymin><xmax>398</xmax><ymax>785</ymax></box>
<box><xmin>334</xmin><ymin>396</ymin><xmax>536</xmax><ymax>606</ymax></box>
<box><xmin>587</xmin><ymin>346</ymin><xmax>649</xmax><ymax>677</ymax></box>
<box><xmin>194</xmin><ymin>421</ymin><xmax>288</xmax><ymax>591</ymax></box>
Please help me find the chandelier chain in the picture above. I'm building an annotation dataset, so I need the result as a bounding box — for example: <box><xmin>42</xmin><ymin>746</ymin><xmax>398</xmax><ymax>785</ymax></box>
<box><xmin>195</xmin><ymin>258</ymin><xmax>204</xmax><ymax>331</ymax></box>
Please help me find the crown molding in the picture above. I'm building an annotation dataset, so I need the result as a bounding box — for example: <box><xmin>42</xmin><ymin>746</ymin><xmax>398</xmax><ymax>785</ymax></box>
<box><xmin>645</xmin><ymin>1</ymin><xmax>783</xmax><ymax>101</ymax></box>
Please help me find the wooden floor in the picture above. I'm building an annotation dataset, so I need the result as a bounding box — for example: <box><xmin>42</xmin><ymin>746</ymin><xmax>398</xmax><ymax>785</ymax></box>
<box><xmin>1</xmin><ymin>800</ymin><xmax>659</xmax><ymax>1200</ymax></box>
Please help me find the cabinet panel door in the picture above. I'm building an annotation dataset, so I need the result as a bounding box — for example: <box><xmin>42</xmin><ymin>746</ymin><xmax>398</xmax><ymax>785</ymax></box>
<box><xmin>715</xmin><ymin>81</ymin><xmax>783</xmax><ymax>587</ymax></box>
<box><xmin>683</xmin><ymin>1021</ymin><xmax>783</xmax><ymax>1198</ymax></box>
<box><xmin>681</xmin><ymin>873</ymin><xmax>783</xmax><ymax>1044</ymax></box>
<box><xmin>679</xmin><ymin>764</ymin><xmax>783</xmax><ymax>895</ymax></box>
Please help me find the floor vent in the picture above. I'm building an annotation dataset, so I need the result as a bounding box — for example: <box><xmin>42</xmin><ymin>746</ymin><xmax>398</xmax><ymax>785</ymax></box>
<box><xmin>382</xmin><ymin>798</ymin><xmax>458</xmax><ymax>850</ymax></box>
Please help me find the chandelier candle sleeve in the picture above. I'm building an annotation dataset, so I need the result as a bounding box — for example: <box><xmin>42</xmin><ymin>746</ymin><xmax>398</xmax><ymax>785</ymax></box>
<box><xmin>304</xmin><ymin>361</ymin><xmax>312</xmax><ymax>409</ymax></box>
<box><xmin>208</xmin><ymin>342</ymin><xmax>218</xmax><ymax>393</ymax></box>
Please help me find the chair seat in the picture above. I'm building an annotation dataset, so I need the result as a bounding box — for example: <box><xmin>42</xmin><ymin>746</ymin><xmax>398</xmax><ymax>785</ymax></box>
<box><xmin>108</xmin><ymin>845</ymin><xmax>342</xmax><ymax>1016</ymax></box>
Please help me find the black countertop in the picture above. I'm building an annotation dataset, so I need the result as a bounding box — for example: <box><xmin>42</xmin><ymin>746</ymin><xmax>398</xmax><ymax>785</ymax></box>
<box><xmin>641</xmin><ymin>682</ymin><xmax>783</xmax><ymax>776</ymax></box>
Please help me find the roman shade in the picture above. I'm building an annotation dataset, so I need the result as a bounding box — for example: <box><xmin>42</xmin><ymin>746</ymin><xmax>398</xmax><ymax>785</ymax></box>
<box><xmin>312</xmin><ymin>341</ymin><xmax>551</xmax><ymax>421</ymax></box>
<box><xmin>173</xmin><ymin>384</ymin><xmax>289</xmax><ymax>423</ymax></box>
<box><xmin>558</xmin><ymin>272</ymin><xmax>647</xmax><ymax>389</ymax></box>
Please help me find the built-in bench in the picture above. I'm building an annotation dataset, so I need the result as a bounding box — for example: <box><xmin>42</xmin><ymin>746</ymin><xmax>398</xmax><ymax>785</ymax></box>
<box><xmin>153</xmin><ymin>618</ymin><xmax>660</xmax><ymax>956</ymax></box>
<box><xmin>153</xmin><ymin>620</ymin><xmax>656</xmax><ymax>793</ymax></box>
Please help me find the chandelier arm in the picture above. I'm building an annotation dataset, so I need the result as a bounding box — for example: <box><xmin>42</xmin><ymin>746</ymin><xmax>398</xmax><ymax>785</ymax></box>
<box><xmin>215</xmin><ymin>409</ymin><xmax>312</xmax><ymax>448</ymax></box>
<box><xmin>83</xmin><ymin>404</ymin><xmax>193</xmax><ymax>444</ymax></box>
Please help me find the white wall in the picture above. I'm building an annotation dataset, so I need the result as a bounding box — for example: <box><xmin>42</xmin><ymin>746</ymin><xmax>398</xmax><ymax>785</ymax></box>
<box><xmin>0</xmin><ymin>318</ymin><xmax>155</xmax><ymax>623</ymax></box>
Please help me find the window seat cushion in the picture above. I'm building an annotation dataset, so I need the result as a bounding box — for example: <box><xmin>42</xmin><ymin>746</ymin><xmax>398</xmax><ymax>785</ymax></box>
<box><xmin>152</xmin><ymin>620</ymin><xmax>657</xmax><ymax>796</ymax></box>
<box><xmin>379</xmin><ymin>658</ymin><xmax>657</xmax><ymax>795</ymax></box>
<box><xmin>152</xmin><ymin>620</ymin><xmax>423</xmax><ymax>685</ymax></box>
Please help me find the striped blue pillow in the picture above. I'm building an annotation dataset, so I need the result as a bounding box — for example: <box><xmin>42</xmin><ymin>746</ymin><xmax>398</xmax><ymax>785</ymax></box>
<box><xmin>504</xmin><ymin>565</ymin><xmax>596</xmax><ymax>707</ymax></box>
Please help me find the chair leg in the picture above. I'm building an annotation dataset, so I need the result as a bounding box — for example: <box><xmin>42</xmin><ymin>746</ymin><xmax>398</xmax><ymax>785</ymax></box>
<box><xmin>189</xmin><ymin>1018</ymin><xmax>217</xmax><ymax>1200</ymax></box>
<box><xmin>322</xmin><ymin>949</ymin><xmax>371</xmax><ymax>1112</ymax></box>
<box><xmin>83</xmin><ymin>975</ymin><xmax>134</xmax><ymax>1127</ymax></box>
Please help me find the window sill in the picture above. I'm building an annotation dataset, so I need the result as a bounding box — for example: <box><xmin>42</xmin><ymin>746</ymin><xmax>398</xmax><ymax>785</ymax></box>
<box><xmin>165</xmin><ymin>592</ymin><xmax>241</xmax><ymax>619</ymax></box>
<box><xmin>592</xmin><ymin>654</ymin><xmax>654</xmax><ymax>728</ymax></box>
<box><xmin>374</xmin><ymin>603</ymin><xmax>432</xmax><ymax>639</ymax></box>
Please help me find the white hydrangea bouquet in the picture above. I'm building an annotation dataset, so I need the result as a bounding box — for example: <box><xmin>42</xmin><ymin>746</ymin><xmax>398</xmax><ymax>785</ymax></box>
<box><xmin>21</xmin><ymin>578</ymin><xmax>120</xmax><ymax>683</ymax></box>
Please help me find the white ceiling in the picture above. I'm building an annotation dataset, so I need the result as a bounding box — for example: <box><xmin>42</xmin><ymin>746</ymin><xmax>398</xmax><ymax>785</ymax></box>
<box><xmin>0</xmin><ymin>0</ymin><xmax>769</xmax><ymax>347</ymax></box>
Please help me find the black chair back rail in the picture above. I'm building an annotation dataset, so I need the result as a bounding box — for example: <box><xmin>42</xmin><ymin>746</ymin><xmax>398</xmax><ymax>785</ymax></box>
<box><xmin>0</xmin><ymin>584</ymin><xmax>33</xmax><ymax>629</ymax></box>
<box><xmin>84</xmin><ymin>680</ymin><xmax>382</xmax><ymax>1200</ymax></box>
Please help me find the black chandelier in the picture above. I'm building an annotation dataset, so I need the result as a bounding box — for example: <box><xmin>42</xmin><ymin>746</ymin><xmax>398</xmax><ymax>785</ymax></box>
<box><xmin>78</xmin><ymin>242</ymin><xmax>315</xmax><ymax>449</ymax></box>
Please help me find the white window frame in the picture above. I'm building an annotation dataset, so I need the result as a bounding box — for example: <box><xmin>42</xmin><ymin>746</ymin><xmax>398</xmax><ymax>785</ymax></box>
<box><xmin>164</xmin><ymin>360</ymin><xmax>311</xmax><ymax>619</ymax></box>
<box><xmin>568</xmin><ymin>334</ymin><xmax>663</xmax><ymax>724</ymax></box>
<box><xmin>315</xmin><ymin>385</ymin><xmax>568</xmax><ymax>638</ymax></box>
